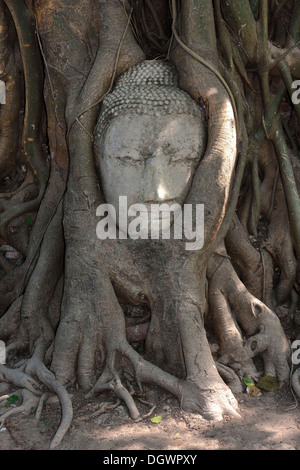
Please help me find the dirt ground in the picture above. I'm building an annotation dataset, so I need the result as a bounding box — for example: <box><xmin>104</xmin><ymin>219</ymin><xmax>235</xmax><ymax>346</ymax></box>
<box><xmin>1</xmin><ymin>307</ymin><xmax>300</xmax><ymax>452</ymax></box>
<box><xmin>0</xmin><ymin>378</ymin><xmax>299</xmax><ymax>451</ymax></box>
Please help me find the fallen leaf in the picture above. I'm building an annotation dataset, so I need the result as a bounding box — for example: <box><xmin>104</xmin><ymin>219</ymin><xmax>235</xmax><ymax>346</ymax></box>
<box><xmin>246</xmin><ymin>385</ymin><xmax>262</xmax><ymax>396</ymax></box>
<box><xmin>256</xmin><ymin>376</ymin><xmax>280</xmax><ymax>391</ymax></box>
<box><xmin>151</xmin><ymin>415</ymin><xmax>162</xmax><ymax>424</ymax></box>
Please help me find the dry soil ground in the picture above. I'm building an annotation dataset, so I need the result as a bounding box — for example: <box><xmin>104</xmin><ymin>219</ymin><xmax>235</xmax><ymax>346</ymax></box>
<box><xmin>0</xmin><ymin>379</ymin><xmax>299</xmax><ymax>451</ymax></box>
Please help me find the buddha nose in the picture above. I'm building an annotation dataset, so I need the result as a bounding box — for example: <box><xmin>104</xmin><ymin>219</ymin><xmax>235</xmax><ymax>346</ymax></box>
<box><xmin>142</xmin><ymin>159</ymin><xmax>172</xmax><ymax>203</ymax></box>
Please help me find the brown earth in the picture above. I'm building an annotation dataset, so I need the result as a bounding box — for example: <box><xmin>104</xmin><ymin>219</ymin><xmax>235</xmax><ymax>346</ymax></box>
<box><xmin>0</xmin><ymin>380</ymin><xmax>299</xmax><ymax>451</ymax></box>
<box><xmin>1</xmin><ymin>303</ymin><xmax>300</xmax><ymax>451</ymax></box>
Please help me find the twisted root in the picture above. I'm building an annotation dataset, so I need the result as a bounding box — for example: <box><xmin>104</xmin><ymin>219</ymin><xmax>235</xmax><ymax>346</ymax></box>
<box><xmin>0</xmin><ymin>355</ymin><xmax>72</xmax><ymax>449</ymax></box>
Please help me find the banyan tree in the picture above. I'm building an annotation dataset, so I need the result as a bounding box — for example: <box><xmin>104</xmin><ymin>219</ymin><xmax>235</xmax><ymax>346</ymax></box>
<box><xmin>0</xmin><ymin>0</ymin><xmax>300</xmax><ymax>449</ymax></box>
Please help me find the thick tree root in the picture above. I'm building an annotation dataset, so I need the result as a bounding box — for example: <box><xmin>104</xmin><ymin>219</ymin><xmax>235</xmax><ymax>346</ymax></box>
<box><xmin>35</xmin><ymin>392</ymin><xmax>49</xmax><ymax>420</ymax></box>
<box><xmin>0</xmin><ymin>365</ymin><xmax>40</xmax><ymax>394</ymax></box>
<box><xmin>225</xmin><ymin>214</ymin><xmax>275</xmax><ymax>308</ymax></box>
<box><xmin>0</xmin><ymin>355</ymin><xmax>73</xmax><ymax>449</ymax></box>
<box><xmin>85</xmin><ymin>337</ymin><xmax>241</xmax><ymax>424</ymax></box>
<box><xmin>24</xmin><ymin>356</ymin><xmax>73</xmax><ymax>449</ymax></box>
<box><xmin>86</xmin><ymin>373</ymin><xmax>140</xmax><ymax>421</ymax></box>
<box><xmin>179</xmin><ymin>378</ymin><xmax>240</xmax><ymax>421</ymax></box>
<box><xmin>216</xmin><ymin>362</ymin><xmax>243</xmax><ymax>394</ymax></box>
<box><xmin>1</xmin><ymin>0</ymin><xmax>299</xmax><ymax>451</ymax></box>
<box><xmin>207</xmin><ymin>248</ymin><xmax>291</xmax><ymax>385</ymax></box>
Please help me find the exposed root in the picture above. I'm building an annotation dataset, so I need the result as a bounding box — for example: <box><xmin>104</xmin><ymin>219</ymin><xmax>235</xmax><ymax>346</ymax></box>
<box><xmin>0</xmin><ymin>296</ymin><xmax>22</xmax><ymax>340</ymax></box>
<box><xmin>225</xmin><ymin>214</ymin><xmax>275</xmax><ymax>308</ymax></box>
<box><xmin>266</xmin><ymin>177</ymin><xmax>297</xmax><ymax>304</ymax></box>
<box><xmin>24</xmin><ymin>357</ymin><xmax>73</xmax><ymax>449</ymax></box>
<box><xmin>85</xmin><ymin>334</ymin><xmax>241</xmax><ymax>424</ymax></box>
<box><xmin>87</xmin><ymin>373</ymin><xmax>140</xmax><ymax>421</ymax></box>
<box><xmin>216</xmin><ymin>362</ymin><xmax>243</xmax><ymax>394</ymax></box>
<box><xmin>0</xmin><ymin>352</ymin><xmax>73</xmax><ymax>449</ymax></box>
<box><xmin>136</xmin><ymin>399</ymin><xmax>157</xmax><ymax>421</ymax></box>
<box><xmin>0</xmin><ymin>365</ymin><xmax>41</xmax><ymax>394</ymax></box>
<box><xmin>208</xmin><ymin>248</ymin><xmax>291</xmax><ymax>385</ymax></box>
<box><xmin>88</xmin><ymin>399</ymin><xmax>122</xmax><ymax>420</ymax></box>
<box><xmin>179</xmin><ymin>378</ymin><xmax>240</xmax><ymax>422</ymax></box>
<box><xmin>208</xmin><ymin>252</ymin><xmax>260</xmax><ymax>382</ymax></box>
<box><xmin>35</xmin><ymin>392</ymin><xmax>49</xmax><ymax>420</ymax></box>
<box><xmin>86</xmin><ymin>366</ymin><xmax>158</xmax><ymax>423</ymax></box>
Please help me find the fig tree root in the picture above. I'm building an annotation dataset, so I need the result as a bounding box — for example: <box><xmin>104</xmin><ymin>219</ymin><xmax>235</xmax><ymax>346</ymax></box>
<box><xmin>207</xmin><ymin>247</ymin><xmax>291</xmax><ymax>385</ymax></box>
<box><xmin>0</xmin><ymin>343</ymin><xmax>73</xmax><ymax>449</ymax></box>
<box><xmin>1</xmin><ymin>0</ymin><xmax>299</xmax><ymax>451</ymax></box>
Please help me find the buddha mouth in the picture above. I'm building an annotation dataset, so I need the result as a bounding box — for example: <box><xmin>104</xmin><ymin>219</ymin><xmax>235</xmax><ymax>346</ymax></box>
<box><xmin>142</xmin><ymin>201</ymin><xmax>182</xmax><ymax>218</ymax></box>
<box><xmin>128</xmin><ymin>203</ymin><xmax>181</xmax><ymax>238</ymax></box>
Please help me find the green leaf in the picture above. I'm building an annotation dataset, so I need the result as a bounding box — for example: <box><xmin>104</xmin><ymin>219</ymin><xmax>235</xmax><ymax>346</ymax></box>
<box><xmin>151</xmin><ymin>415</ymin><xmax>162</xmax><ymax>424</ymax></box>
<box><xmin>242</xmin><ymin>377</ymin><xmax>254</xmax><ymax>387</ymax></box>
<box><xmin>6</xmin><ymin>395</ymin><xmax>19</xmax><ymax>405</ymax></box>
<box><xmin>26</xmin><ymin>216</ymin><xmax>33</xmax><ymax>226</ymax></box>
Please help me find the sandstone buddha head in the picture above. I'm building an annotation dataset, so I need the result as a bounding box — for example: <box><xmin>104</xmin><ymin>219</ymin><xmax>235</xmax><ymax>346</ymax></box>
<box><xmin>94</xmin><ymin>60</ymin><xmax>207</xmax><ymax>237</ymax></box>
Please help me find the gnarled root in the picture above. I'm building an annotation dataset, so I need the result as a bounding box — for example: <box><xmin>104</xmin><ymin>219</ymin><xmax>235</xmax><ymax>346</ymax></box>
<box><xmin>225</xmin><ymin>214</ymin><xmax>275</xmax><ymax>309</ymax></box>
<box><xmin>87</xmin><ymin>341</ymin><xmax>241</xmax><ymax>423</ymax></box>
<box><xmin>179</xmin><ymin>377</ymin><xmax>240</xmax><ymax>421</ymax></box>
<box><xmin>216</xmin><ymin>362</ymin><xmax>243</xmax><ymax>394</ymax></box>
<box><xmin>0</xmin><ymin>364</ymin><xmax>41</xmax><ymax>394</ymax></box>
<box><xmin>0</xmin><ymin>349</ymin><xmax>73</xmax><ymax>449</ymax></box>
<box><xmin>207</xmin><ymin>248</ymin><xmax>290</xmax><ymax>385</ymax></box>
<box><xmin>87</xmin><ymin>372</ymin><xmax>140</xmax><ymax>421</ymax></box>
<box><xmin>52</xmin><ymin>260</ymin><xmax>241</xmax><ymax>424</ymax></box>
<box><xmin>25</xmin><ymin>353</ymin><xmax>73</xmax><ymax>449</ymax></box>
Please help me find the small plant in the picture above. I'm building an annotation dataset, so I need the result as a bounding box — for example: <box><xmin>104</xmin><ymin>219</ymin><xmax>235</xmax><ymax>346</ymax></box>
<box><xmin>5</xmin><ymin>395</ymin><xmax>20</xmax><ymax>408</ymax></box>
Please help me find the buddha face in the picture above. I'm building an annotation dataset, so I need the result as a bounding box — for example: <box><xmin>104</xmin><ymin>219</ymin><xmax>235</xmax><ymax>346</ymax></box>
<box><xmin>98</xmin><ymin>113</ymin><xmax>206</xmax><ymax>236</ymax></box>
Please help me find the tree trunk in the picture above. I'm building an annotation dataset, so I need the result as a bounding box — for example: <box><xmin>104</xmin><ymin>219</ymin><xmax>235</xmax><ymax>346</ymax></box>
<box><xmin>0</xmin><ymin>0</ymin><xmax>299</xmax><ymax>449</ymax></box>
